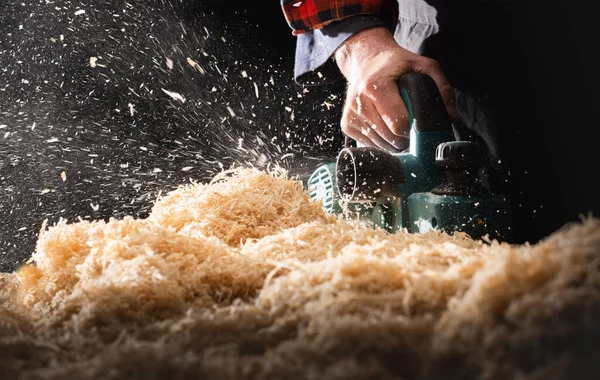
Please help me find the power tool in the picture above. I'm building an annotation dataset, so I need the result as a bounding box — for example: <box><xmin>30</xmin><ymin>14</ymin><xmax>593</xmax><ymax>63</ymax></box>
<box><xmin>306</xmin><ymin>73</ymin><xmax>511</xmax><ymax>241</ymax></box>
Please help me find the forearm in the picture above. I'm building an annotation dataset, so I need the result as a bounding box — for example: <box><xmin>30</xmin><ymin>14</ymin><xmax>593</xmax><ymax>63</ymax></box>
<box><xmin>280</xmin><ymin>0</ymin><xmax>440</xmax><ymax>87</ymax></box>
<box><xmin>334</xmin><ymin>27</ymin><xmax>399</xmax><ymax>79</ymax></box>
<box><xmin>294</xmin><ymin>16</ymin><xmax>393</xmax><ymax>85</ymax></box>
<box><xmin>280</xmin><ymin>0</ymin><xmax>399</xmax><ymax>85</ymax></box>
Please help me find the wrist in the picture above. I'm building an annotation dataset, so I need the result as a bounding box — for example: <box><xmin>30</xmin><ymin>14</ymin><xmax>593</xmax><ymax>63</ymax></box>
<box><xmin>334</xmin><ymin>27</ymin><xmax>398</xmax><ymax>77</ymax></box>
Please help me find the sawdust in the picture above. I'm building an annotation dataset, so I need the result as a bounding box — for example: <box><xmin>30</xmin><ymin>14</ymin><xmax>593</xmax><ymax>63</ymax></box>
<box><xmin>148</xmin><ymin>168</ymin><xmax>333</xmax><ymax>246</ymax></box>
<box><xmin>1</xmin><ymin>168</ymin><xmax>599</xmax><ymax>380</ymax></box>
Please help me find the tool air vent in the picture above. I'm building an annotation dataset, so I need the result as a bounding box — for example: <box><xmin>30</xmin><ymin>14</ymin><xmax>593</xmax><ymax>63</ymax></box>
<box><xmin>307</xmin><ymin>165</ymin><xmax>336</xmax><ymax>213</ymax></box>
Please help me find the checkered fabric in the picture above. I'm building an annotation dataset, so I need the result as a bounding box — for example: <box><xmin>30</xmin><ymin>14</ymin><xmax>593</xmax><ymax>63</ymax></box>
<box><xmin>281</xmin><ymin>0</ymin><xmax>398</xmax><ymax>35</ymax></box>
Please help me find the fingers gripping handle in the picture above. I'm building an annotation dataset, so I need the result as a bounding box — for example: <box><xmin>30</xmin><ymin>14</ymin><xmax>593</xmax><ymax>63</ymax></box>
<box><xmin>344</xmin><ymin>73</ymin><xmax>452</xmax><ymax>148</ymax></box>
<box><xmin>397</xmin><ymin>73</ymin><xmax>452</xmax><ymax>133</ymax></box>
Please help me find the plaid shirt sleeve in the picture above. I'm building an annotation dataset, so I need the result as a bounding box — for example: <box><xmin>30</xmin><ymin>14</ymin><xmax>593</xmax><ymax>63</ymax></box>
<box><xmin>281</xmin><ymin>0</ymin><xmax>399</xmax><ymax>36</ymax></box>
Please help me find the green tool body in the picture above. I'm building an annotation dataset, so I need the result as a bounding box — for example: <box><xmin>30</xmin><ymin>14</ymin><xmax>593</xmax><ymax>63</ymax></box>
<box><xmin>307</xmin><ymin>73</ymin><xmax>511</xmax><ymax>241</ymax></box>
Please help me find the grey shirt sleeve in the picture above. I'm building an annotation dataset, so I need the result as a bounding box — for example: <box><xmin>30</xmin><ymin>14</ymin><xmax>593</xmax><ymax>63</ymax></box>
<box><xmin>293</xmin><ymin>15</ymin><xmax>393</xmax><ymax>86</ymax></box>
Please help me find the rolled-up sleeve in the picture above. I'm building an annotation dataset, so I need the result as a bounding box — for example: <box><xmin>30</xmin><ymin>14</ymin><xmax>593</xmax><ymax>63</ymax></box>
<box><xmin>281</xmin><ymin>0</ymin><xmax>398</xmax><ymax>35</ymax></box>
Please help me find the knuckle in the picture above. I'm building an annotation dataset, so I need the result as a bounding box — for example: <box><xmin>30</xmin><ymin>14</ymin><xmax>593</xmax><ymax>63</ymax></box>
<box><xmin>362</xmin><ymin>82</ymin><xmax>385</xmax><ymax>101</ymax></box>
<box><xmin>362</xmin><ymin>77</ymin><xmax>378</xmax><ymax>89</ymax></box>
<box><xmin>359</xmin><ymin>77</ymin><xmax>379</xmax><ymax>95</ymax></box>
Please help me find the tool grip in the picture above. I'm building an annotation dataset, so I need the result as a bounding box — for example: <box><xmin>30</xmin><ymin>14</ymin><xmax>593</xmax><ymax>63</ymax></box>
<box><xmin>397</xmin><ymin>72</ymin><xmax>452</xmax><ymax>133</ymax></box>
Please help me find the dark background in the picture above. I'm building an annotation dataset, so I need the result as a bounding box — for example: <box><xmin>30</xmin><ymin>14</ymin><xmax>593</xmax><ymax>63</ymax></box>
<box><xmin>1</xmin><ymin>0</ymin><xmax>599</xmax><ymax>272</ymax></box>
<box><xmin>202</xmin><ymin>0</ymin><xmax>600</xmax><ymax>247</ymax></box>
<box><xmin>0</xmin><ymin>0</ymin><xmax>346</xmax><ymax>272</ymax></box>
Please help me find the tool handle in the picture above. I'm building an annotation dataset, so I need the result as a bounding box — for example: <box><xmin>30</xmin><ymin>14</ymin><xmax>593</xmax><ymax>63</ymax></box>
<box><xmin>397</xmin><ymin>72</ymin><xmax>452</xmax><ymax>133</ymax></box>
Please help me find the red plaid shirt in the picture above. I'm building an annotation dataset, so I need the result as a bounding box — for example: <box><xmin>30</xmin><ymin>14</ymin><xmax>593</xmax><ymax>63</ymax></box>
<box><xmin>281</xmin><ymin>0</ymin><xmax>398</xmax><ymax>36</ymax></box>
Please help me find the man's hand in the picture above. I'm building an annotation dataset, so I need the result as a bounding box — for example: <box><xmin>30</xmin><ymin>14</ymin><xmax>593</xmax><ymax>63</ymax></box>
<box><xmin>334</xmin><ymin>27</ymin><xmax>456</xmax><ymax>151</ymax></box>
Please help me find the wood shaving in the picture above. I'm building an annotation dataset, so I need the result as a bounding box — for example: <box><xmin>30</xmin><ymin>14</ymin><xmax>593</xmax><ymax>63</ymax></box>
<box><xmin>1</xmin><ymin>168</ymin><xmax>599</xmax><ymax>379</ymax></box>
<box><xmin>186</xmin><ymin>57</ymin><xmax>205</xmax><ymax>74</ymax></box>
<box><xmin>161</xmin><ymin>88</ymin><xmax>186</xmax><ymax>103</ymax></box>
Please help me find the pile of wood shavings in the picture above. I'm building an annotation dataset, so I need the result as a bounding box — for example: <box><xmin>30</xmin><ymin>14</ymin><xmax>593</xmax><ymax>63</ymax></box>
<box><xmin>1</xmin><ymin>168</ymin><xmax>599</xmax><ymax>380</ymax></box>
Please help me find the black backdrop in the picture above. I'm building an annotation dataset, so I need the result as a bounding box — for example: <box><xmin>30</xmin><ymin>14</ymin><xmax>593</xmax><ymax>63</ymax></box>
<box><xmin>173</xmin><ymin>0</ymin><xmax>600</xmax><ymax>245</ymax></box>
<box><xmin>0</xmin><ymin>0</ymin><xmax>346</xmax><ymax>272</ymax></box>
<box><xmin>203</xmin><ymin>0</ymin><xmax>600</xmax><ymax>246</ymax></box>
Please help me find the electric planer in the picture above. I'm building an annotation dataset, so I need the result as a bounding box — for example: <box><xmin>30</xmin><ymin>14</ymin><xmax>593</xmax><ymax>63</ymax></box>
<box><xmin>306</xmin><ymin>73</ymin><xmax>511</xmax><ymax>241</ymax></box>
